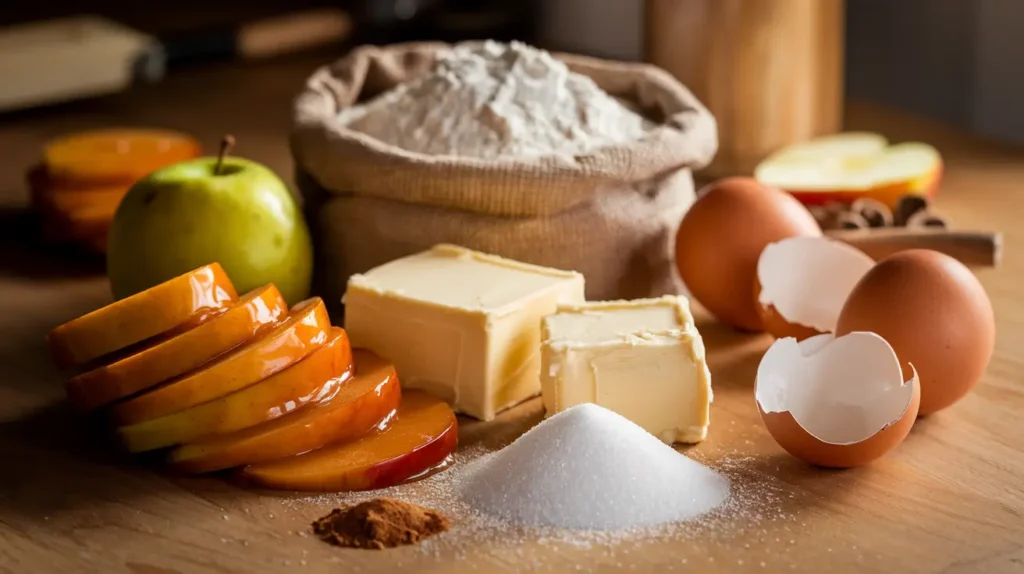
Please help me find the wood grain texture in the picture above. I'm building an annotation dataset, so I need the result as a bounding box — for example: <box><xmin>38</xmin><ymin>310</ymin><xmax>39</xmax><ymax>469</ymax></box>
<box><xmin>646</xmin><ymin>0</ymin><xmax>845</xmax><ymax>177</ymax></box>
<box><xmin>0</xmin><ymin>55</ymin><xmax>1022</xmax><ymax>573</ymax></box>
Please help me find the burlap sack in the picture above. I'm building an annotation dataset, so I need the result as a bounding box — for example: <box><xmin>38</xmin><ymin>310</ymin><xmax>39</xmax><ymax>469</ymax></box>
<box><xmin>291</xmin><ymin>42</ymin><xmax>717</xmax><ymax>311</ymax></box>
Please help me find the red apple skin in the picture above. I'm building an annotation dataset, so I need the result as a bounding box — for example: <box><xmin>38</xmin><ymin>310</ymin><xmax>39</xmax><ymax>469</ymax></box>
<box><xmin>238</xmin><ymin>418</ymin><xmax>458</xmax><ymax>492</ymax></box>
<box><xmin>361</xmin><ymin>419</ymin><xmax>458</xmax><ymax>491</ymax></box>
<box><xmin>788</xmin><ymin>161</ymin><xmax>943</xmax><ymax>208</ymax></box>
<box><xmin>166</xmin><ymin>354</ymin><xmax>401</xmax><ymax>474</ymax></box>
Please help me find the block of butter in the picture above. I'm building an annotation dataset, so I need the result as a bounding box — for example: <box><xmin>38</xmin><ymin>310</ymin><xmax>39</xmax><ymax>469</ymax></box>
<box><xmin>540</xmin><ymin>295</ymin><xmax>712</xmax><ymax>443</ymax></box>
<box><xmin>343</xmin><ymin>244</ymin><xmax>585</xmax><ymax>421</ymax></box>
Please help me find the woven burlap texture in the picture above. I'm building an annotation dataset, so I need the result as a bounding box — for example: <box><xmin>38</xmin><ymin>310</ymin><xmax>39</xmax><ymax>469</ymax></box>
<box><xmin>292</xmin><ymin>42</ymin><xmax>718</xmax><ymax>303</ymax></box>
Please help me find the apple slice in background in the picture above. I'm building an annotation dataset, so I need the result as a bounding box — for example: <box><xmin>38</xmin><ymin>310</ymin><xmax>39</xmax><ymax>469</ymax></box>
<box><xmin>118</xmin><ymin>327</ymin><xmax>354</xmax><ymax>453</ymax></box>
<box><xmin>36</xmin><ymin>183</ymin><xmax>127</xmax><ymax>217</ymax></box>
<box><xmin>44</xmin><ymin>128</ymin><xmax>203</xmax><ymax>186</ymax></box>
<box><xmin>168</xmin><ymin>349</ymin><xmax>401</xmax><ymax>474</ymax></box>
<box><xmin>754</xmin><ymin>132</ymin><xmax>943</xmax><ymax>209</ymax></box>
<box><xmin>110</xmin><ymin>297</ymin><xmax>331</xmax><ymax>425</ymax></box>
<box><xmin>238</xmin><ymin>389</ymin><xmax>457</xmax><ymax>492</ymax></box>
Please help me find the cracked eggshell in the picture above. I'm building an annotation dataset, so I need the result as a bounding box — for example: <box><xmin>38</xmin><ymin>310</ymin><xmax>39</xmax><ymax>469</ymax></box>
<box><xmin>755</xmin><ymin>332</ymin><xmax>920</xmax><ymax>468</ymax></box>
<box><xmin>754</xmin><ymin>237</ymin><xmax>875</xmax><ymax>340</ymax></box>
<box><xmin>675</xmin><ymin>177</ymin><xmax>821</xmax><ymax>332</ymax></box>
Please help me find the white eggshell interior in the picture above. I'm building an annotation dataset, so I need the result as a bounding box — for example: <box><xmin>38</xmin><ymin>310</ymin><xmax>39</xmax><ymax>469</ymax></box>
<box><xmin>757</xmin><ymin>237</ymin><xmax>875</xmax><ymax>333</ymax></box>
<box><xmin>755</xmin><ymin>332</ymin><xmax>916</xmax><ymax>445</ymax></box>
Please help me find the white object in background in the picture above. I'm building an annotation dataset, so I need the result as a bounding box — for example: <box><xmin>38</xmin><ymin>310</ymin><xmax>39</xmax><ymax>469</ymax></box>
<box><xmin>0</xmin><ymin>16</ymin><xmax>160</xmax><ymax>112</ymax></box>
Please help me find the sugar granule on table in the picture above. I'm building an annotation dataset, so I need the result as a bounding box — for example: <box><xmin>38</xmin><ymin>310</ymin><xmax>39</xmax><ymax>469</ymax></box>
<box><xmin>458</xmin><ymin>404</ymin><xmax>730</xmax><ymax>530</ymax></box>
<box><xmin>285</xmin><ymin>410</ymin><xmax>791</xmax><ymax>567</ymax></box>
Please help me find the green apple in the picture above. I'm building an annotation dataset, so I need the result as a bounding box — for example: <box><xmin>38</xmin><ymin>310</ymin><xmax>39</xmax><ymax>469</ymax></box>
<box><xmin>107</xmin><ymin>155</ymin><xmax>313</xmax><ymax>306</ymax></box>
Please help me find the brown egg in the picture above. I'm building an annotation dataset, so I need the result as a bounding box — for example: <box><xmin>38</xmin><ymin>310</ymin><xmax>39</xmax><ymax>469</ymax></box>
<box><xmin>835</xmin><ymin>250</ymin><xmax>995</xmax><ymax>415</ymax></box>
<box><xmin>756</xmin><ymin>333</ymin><xmax>920</xmax><ymax>468</ymax></box>
<box><xmin>676</xmin><ymin>177</ymin><xmax>821</xmax><ymax>331</ymax></box>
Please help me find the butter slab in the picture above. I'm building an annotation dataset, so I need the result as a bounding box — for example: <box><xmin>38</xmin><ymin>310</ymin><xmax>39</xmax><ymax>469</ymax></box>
<box><xmin>344</xmin><ymin>244</ymin><xmax>585</xmax><ymax>421</ymax></box>
<box><xmin>540</xmin><ymin>295</ymin><xmax>712</xmax><ymax>443</ymax></box>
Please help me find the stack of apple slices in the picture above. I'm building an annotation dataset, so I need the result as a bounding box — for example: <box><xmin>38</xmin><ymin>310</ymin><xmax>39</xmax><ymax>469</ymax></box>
<box><xmin>48</xmin><ymin>263</ymin><xmax>458</xmax><ymax>492</ymax></box>
<box><xmin>29</xmin><ymin>129</ymin><xmax>202</xmax><ymax>254</ymax></box>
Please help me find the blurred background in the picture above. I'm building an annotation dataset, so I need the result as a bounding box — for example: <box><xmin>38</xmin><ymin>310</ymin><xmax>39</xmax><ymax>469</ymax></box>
<box><xmin>1</xmin><ymin>0</ymin><xmax>1019</xmax><ymax>266</ymax></box>
<box><xmin>4</xmin><ymin>0</ymin><xmax>1020</xmax><ymax>140</ymax></box>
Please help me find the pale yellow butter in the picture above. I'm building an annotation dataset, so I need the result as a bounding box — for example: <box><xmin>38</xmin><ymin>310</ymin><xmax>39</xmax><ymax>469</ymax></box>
<box><xmin>540</xmin><ymin>296</ymin><xmax>712</xmax><ymax>443</ymax></box>
<box><xmin>343</xmin><ymin>244</ymin><xmax>585</xmax><ymax>421</ymax></box>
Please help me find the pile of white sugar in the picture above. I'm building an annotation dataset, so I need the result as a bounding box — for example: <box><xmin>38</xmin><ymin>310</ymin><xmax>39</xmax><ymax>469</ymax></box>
<box><xmin>339</xmin><ymin>41</ymin><xmax>655</xmax><ymax>159</ymax></box>
<box><xmin>457</xmin><ymin>403</ymin><xmax>730</xmax><ymax>531</ymax></box>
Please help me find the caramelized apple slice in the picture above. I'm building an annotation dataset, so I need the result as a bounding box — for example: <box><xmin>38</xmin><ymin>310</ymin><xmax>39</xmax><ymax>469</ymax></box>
<box><xmin>48</xmin><ymin>263</ymin><xmax>237</xmax><ymax>368</ymax></box>
<box><xmin>240</xmin><ymin>389</ymin><xmax>457</xmax><ymax>492</ymax></box>
<box><xmin>67</xmin><ymin>285</ymin><xmax>288</xmax><ymax>411</ymax></box>
<box><xmin>168</xmin><ymin>349</ymin><xmax>400</xmax><ymax>474</ymax></box>
<box><xmin>111</xmin><ymin>297</ymin><xmax>331</xmax><ymax>425</ymax></box>
<box><xmin>39</xmin><ymin>185</ymin><xmax>128</xmax><ymax>217</ymax></box>
<box><xmin>118</xmin><ymin>328</ymin><xmax>354</xmax><ymax>453</ymax></box>
<box><xmin>44</xmin><ymin>129</ymin><xmax>202</xmax><ymax>185</ymax></box>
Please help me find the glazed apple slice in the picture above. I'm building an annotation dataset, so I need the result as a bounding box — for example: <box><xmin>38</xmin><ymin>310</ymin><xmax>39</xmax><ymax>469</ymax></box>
<box><xmin>239</xmin><ymin>389</ymin><xmax>457</xmax><ymax>492</ymax></box>
<box><xmin>47</xmin><ymin>263</ymin><xmax>237</xmax><ymax>368</ymax></box>
<box><xmin>67</xmin><ymin>285</ymin><xmax>288</xmax><ymax>411</ymax></box>
<box><xmin>111</xmin><ymin>297</ymin><xmax>331</xmax><ymax>425</ymax></box>
<box><xmin>118</xmin><ymin>327</ymin><xmax>354</xmax><ymax>453</ymax></box>
<box><xmin>168</xmin><ymin>349</ymin><xmax>401</xmax><ymax>474</ymax></box>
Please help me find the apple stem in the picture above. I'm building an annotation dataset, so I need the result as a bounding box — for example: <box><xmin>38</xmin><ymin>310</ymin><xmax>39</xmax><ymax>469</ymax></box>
<box><xmin>215</xmin><ymin>135</ymin><xmax>236</xmax><ymax>176</ymax></box>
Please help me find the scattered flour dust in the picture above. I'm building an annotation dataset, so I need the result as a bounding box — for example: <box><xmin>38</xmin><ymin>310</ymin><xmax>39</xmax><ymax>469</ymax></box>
<box><xmin>338</xmin><ymin>41</ymin><xmax>655</xmax><ymax>159</ymax></box>
<box><xmin>282</xmin><ymin>405</ymin><xmax>797</xmax><ymax>570</ymax></box>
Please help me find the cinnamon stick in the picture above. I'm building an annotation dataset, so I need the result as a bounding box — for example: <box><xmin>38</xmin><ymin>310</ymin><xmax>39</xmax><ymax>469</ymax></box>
<box><xmin>825</xmin><ymin>228</ymin><xmax>1002</xmax><ymax>267</ymax></box>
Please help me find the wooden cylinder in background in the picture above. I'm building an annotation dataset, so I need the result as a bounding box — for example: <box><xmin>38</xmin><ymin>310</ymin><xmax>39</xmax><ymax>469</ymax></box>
<box><xmin>645</xmin><ymin>0</ymin><xmax>845</xmax><ymax>178</ymax></box>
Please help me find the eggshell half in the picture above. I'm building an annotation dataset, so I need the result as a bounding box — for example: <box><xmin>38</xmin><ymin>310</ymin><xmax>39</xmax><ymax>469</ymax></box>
<box><xmin>754</xmin><ymin>237</ymin><xmax>875</xmax><ymax>340</ymax></box>
<box><xmin>756</xmin><ymin>332</ymin><xmax>920</xmax><ymax>468</ymax></box>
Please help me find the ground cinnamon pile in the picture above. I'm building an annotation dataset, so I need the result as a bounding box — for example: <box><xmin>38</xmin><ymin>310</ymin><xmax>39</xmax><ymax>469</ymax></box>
<box><xmin>312</xmin><ymin>498</ymin><xmax>451</xmax><ymax>550</ymax></box>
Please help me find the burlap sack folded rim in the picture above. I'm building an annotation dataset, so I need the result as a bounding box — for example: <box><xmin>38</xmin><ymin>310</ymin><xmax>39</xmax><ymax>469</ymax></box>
<box><xmin>292</xmin><ymin>41</ymin><xmax>717</xmax><ymax>217</ymax></box>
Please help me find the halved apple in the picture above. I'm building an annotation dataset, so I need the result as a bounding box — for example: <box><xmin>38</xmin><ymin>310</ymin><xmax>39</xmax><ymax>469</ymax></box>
<box><xmin>168</xmin><ymin>349</ymin><xmax>401</xmax><ymax>474</ymax></box>
<box><xmin>110</xmin><ymin>297</ymin><xmax>331</xmax><ymax>425</ymax></box>
<box><xmin>118</xmin><ymin>327</ymin><xmax>354</xmax><ymax>453</ymax></box>
<box><xmin>238</xmin><ymin>389</ymin><xmax>457</xmax><ymax>492</ymax></box>
<box><xmin>48</xmin><ymin>263</ymin><xmax>238</xmax><ymax>369</ymax></box>
<box><xmin>67</xmin><ymin>285</ymin><xmax>288</xmax><ymax>411</ymax></box>
<box><xmin>754</xmin><ymin>132</ymin><xmax>942</xmax><ymax>209</ymax></box>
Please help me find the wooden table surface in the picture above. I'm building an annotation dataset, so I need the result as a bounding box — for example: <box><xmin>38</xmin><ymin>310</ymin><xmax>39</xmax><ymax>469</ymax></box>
<box><xmin>1</xmin><ymin>54</ymin><xmax>1022</xmax><ymax>574</ymax></box>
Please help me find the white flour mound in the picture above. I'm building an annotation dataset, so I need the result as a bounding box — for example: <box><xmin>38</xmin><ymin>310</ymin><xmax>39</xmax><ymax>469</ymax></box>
<box><xmin>458</xmin><ymin>403</ymin><xmax>730</xmax><ymax>531</ymax></box>
<box><xmin>338</xmin><ymin>41</ymin><xmax>654</xmax><ymax>159</ymax></box>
